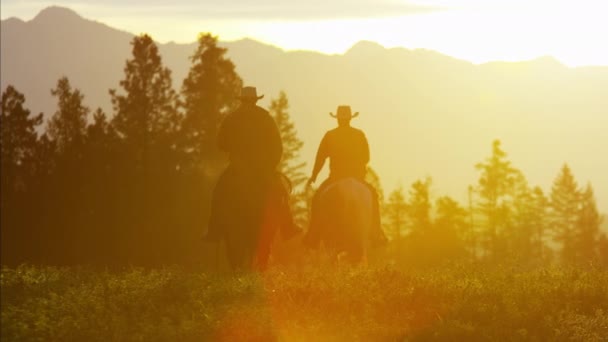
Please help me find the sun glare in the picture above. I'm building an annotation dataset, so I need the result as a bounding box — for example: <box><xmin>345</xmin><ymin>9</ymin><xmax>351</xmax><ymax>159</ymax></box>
<box><xmin>249</xmin><ymin>3</ymin><xmax>608</xmax><ymax>66</ymax></box>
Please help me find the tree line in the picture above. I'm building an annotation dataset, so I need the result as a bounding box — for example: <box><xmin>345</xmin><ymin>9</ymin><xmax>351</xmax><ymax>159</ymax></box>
<box><xmin>382</xmin><ymin>140</ymin><xmax>608</xmax><ymax>267</ymax></box>
<box><xmin>1</xmin><ymin>33</ymin><xmax>306</xmax><ymax>267</ymax></box>
<box><xmin>1</xmin><ymin>33</ymin><xmax>606</xmax><ymax>268</ymax></box>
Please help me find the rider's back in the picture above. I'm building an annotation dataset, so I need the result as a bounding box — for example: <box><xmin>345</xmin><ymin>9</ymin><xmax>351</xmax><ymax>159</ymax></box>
<box><xmin>323</xmin><ymin>126</ymin><xmax>369</xmax><ymax>179</ymax></box>
<box><xmin>219</xmin><ymin>104</ymin><xmax>282</xmax><ymax>175</ymax></box>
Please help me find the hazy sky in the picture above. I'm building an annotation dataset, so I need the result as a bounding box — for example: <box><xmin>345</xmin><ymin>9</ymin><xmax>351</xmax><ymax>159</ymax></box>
<box><xmin>2</xmin><ymin>0</ymin><xmax>608</xmax><ymax>66</ymax></box>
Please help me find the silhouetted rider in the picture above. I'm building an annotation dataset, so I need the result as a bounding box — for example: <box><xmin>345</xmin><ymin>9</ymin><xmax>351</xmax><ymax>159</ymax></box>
<box><xmin>205</xmin><ymin>87</ymin><xmax>298</xmax><ymax>268</ymax></box>
<box><xmin>307</xmin><ymin>105</ymin><xmax>384</xmax><ymax>245</ymax></box>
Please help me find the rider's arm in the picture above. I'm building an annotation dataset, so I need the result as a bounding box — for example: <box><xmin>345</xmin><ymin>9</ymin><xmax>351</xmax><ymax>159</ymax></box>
<box><xmin>311</xmin><ymin>133</ymin><xmax>329</xmax><ymax>180</ymax></box>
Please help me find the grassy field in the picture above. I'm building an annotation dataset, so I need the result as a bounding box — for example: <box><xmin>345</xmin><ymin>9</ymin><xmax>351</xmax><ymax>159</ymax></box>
<box><xmin>2</xmin><ymin>262</ymin><xmax>608</xmax><ymax>341</ymax></box>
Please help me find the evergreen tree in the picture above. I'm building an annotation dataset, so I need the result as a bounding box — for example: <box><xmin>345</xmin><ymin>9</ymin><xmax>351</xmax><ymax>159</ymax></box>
<box><xmin>474</xmin><ymin>140</ymin><xmax>519</xmax><ymax>259</ymax></box>
<box><xmin>430</xmin><ymin>195</ymin><xmax>469</xmax><ymax>263</ymax></box>
<box><xmin>269</xmin><ymin>91</ymin><xmax>307</xmax><ymax>226</ymax></box>
<box><xmin>435</xmin><ymin>196</ymin><xmax>468</xmax><ymax>237</ymax></box>
<box><xmin>408</xmin><ymin>177</ymin><xmax>433</xmax><ymax>233</ymax></box>
<box><xmin>549</xmin><ymin>164</ymin><xmax>580</xmax><ymax>262</ymax></box>
<box><xmin>47</xmin><ymin>77</ymin><xmax>89</xmax><ymax>154</ymax></box>
<box><xmin>511</xmin><ymin>173</ymin><xmax>548</xmax><ymax>261</ymax></box>
<box><xmin>110</xmin><ymin>34</ymin><xmax>181</xmax><ymax>159</ymax></box>
<box><xmin>1</xmin><ymin>86</ymin><xmax>43</xmax><ymax>195</ymax></box>
<box><xmin>385</xmin><ymin>186</ymin><xmax>408</xmax><ymax>240</ymax></box>
<box><xmin>0</xmin><ymin>86</ymin><xmax>43</xmax><ymax>264</ymax></box>
<box><xmin>82</xmin><ymin>108</ymin><xmax>120</xmax><ymax>264</ymax></box>
<box><xmin>576</xmin><ymin>183</ymin><xmax>603</xmax><ymax>262</ymax></box>
<box><xmin>44</xmin><ymin>77</ymin><xmax>92</xmax><ymax>263</ymax></box>
<box><xmin>109</xmin><ymin>34</ymin><xmax>182</xmax><ymax>265</ymax></box>
<box><xmin>181</xmin><ymin>33</ymin><xmax>242</xmax><ymax>169</ymax></box>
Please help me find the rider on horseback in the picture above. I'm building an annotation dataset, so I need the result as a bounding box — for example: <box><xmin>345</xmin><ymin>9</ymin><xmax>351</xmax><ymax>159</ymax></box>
<box><xmin>206</xmin><ymin>86</ymin><xmax>299</xmax><ymax>269</ymax></box>
<box><xmin>306</xmin><ymin>105</ymin><xmax>385</xmax><ymax>247</ymax></box>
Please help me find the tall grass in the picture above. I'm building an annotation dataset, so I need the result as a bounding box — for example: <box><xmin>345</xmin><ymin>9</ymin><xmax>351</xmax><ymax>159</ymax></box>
<box><xmin>2</xmin><ymin>263</ymin><xmax>607</xmax><ymax>341</ymax></box>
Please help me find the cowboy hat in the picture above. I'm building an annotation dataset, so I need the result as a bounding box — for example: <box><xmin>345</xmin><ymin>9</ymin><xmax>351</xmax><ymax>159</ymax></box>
<box><xmin>330</xmin><ymin>105</ymin><xmax>359</xmax><ymax>119</ymax></box>
<box><xmin>239</xmin><ymin>86</ymin><xmax>264</xmax><ymax>100</ymax></box>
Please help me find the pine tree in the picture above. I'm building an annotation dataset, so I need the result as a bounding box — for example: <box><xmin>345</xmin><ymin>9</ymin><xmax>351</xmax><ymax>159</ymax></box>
<box><xmin>110</xmin><ymin>34</ymin><xmax>181</xmax><ymax>163</ymax></box>
<box><xmin>549</xmin><ymin>163</ymin><xmax>580</xmax><ymax>263</ymax></box>
<box><xmin>474</xmin><ymin>140</ymin><xmax>519</xmax><ymax>259</ymax></box>
<box><xmin>1</xmin><ymin>86</ymin><xmax>43</xmax><ymax>264</ymax></box>
<box><xmin>576</xmin><ymin>183</ymin><xmax>602</xmax><ymax>262</ymax></box>
<box><xmin>511</xmin><ymin>173</ymin><xmax>548</xmax><ymax>260</ymax></box>
<box><xmin>43</xmin><ymin>77</ymin><xmax>93</xmax><ymax>263</ymax></box>
<box><xmin>1</xmin><ymin>86</ymin><xmax>43</xmax><ymax>194</ymax></box>
<box><xmin>181</xmin><ymin>33</ymin><xmax>242</xmax><ymax>169</ymax></box>
<box><xmin>385</xmin><ymin>186</ymin><xmax>408</xmax><ymax>240</ymax></box>
<box><xmin>269</xmin><ymin>91</ymin><xmax>307</xmax><ymax>226</ymax></box>
<box><xmin>109</xmin><ymin>34</ymin><xmax>182</xmax><ymax>265</ymax></box>
<box><xmin>408</xmin><ymin>177</ymin><xmax>433</xmax><ymax>234</ymax></box>
<box><xmin>47</xmin><ymin>77</ymin><xmax>89</xmax><ymax>154</ymax></box>
<box><xmin>82</xmin><ymin>108</ymin><xmax>120</xmax><ymax>264</ymax></box>
<box><xmin>435</xmin><ymin>196</ymin><xmax>468</xmax><ymax>236</ymax></box>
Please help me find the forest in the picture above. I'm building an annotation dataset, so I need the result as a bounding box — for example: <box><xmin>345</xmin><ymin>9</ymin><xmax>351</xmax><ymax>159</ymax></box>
<box><xmin>2</xmin><ymin>33</ymin><xmax>607</xmax><ymax>268</ymax></box>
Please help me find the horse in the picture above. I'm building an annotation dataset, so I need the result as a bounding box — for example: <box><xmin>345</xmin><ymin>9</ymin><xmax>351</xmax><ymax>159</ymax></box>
<box><xmin>305</xmin><ymin>178</ymin><xmax>374</xmax><ymax>264</ymax></box>
<box><xmin>210</xmin><ymin>168</ymin><xmax>293</xmax><ymax>271</ymax></box>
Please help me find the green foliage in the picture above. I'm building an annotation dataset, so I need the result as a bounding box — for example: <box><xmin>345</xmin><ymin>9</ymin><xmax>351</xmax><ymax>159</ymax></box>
<box><xmin>2</xmin><ymin>265</ymin><xmax>607</xmax><ymax>341</ymax></box>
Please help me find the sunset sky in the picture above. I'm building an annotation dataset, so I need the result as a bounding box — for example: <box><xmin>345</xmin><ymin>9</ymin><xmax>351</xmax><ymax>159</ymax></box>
<box><xmin>2</xmin><ymin>0</ymin><xmax>608</xmax><ymax>67</ymax></box>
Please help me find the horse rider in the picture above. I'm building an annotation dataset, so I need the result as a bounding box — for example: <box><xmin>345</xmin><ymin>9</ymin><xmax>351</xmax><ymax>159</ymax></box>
<box><xmin>306</xmin><ymin>105</ymin><xmax>385</xmax><ymax>247</ymax></box>
<box><xmin>205</xmin><ymin>86</ymin><xmax>299</xmax><ymax>269</ymax></box>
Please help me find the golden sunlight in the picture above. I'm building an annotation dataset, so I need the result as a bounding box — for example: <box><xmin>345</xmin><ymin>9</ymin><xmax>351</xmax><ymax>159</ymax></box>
<box><xmin>251</xmin><ymin>2</ymin><xmax>608</xmax><ymax>66</ymax></box>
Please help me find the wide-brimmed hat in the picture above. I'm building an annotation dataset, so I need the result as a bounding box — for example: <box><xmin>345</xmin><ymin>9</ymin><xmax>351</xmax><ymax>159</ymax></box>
<box><xmin>330</xmin><ymin>105</ymin><xmax>359</xmax><ymax>119</ymax></box>
<box><xmin>239</xmin><ymin>86</ymin><xmax>264</xmax><ymax>100</ymax></box>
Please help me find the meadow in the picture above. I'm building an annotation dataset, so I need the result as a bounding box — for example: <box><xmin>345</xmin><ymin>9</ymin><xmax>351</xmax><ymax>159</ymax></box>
<box><xmin>2</xmin><ymin>262</ymin><xmax>607</xmax><ymax>341</ymax></box>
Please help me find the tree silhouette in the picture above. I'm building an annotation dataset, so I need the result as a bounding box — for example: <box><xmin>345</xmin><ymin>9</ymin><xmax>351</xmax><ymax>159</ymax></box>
<box><xmin>1</xmin><ymin>86</ymin><xmax>43</xmax><ymax>196</ymax></box>
<box><xmin>511</xmin><ymin>173</ymin><xmax>548</xmax><ymax>261</ymax></box>
<box><xmin>435</xmin><ymin>196</ymin><xmax>468</xmax><ymax>238</ymax></box>
<box><xmin>0</xmin><ymin>86</ymin><xmax>43</xmax><ymax>264</ymax></box>
<box><xmin>47</xmin><ymin>77</ymin><xmax>89</xmax><ymax>153</ymax></box>
<box><xmin>44</xmin><ymin>77</ymin><xmax>92</xmax><ymax>262</ymax></box>
<box><xmin>384</xmin><ymin>186</ymin><xmax>408</xmax><ymax>240</ymax></box>
<box><xmin>110</xmin><ymin>34</ymin><xmax>181</xmax><ymax>156</ymax></box>
<box><xmin>550</xmin><ymin>164</ymin><xmax>580</xmax><ymax>263</ymax></box>
<box><xmin>474</xmin><ymin>140</ymin><xmax>520</xmax><ymax>259</ymax></box>
<box><xmin>408</xmin><ymin>177</ymin><xmax>433</xmax><ymax>234</ymax></box>
<box><xmin>576</xmin><ymin>183</ymin><xmax>602</xmax><ymax>263</ymax></box>
<box><xmin>269</xmin><ymin>91</ymin><xmax>307</xmax><ymax>227</ymax></box>
<box><xmin>181</xmin><ymin>33</ymin><xmax>242</xmax><ymax>172</ymax></box>
<box><xmin>109</xmin><ymin>34</ymin><xmax>183</xmax><ymax>265</ymax></box>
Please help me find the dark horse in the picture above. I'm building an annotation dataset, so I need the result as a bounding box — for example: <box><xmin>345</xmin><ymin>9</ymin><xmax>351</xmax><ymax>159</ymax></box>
<box><xmin>305</xmin><ymin>178</ymin><xmax>374</xmax><ymax>263</ymax></box>
<box><xmin>212</xmin><ymin>169</ymin><xmax>291</xmax><ymax>271</ymax></box>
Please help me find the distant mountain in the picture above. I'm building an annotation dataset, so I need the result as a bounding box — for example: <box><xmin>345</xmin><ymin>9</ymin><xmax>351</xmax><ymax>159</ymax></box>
<box><xmin>2</xmin><ymin>6</ymin><xmax>608</xmax><ymax>216</ymax></box>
